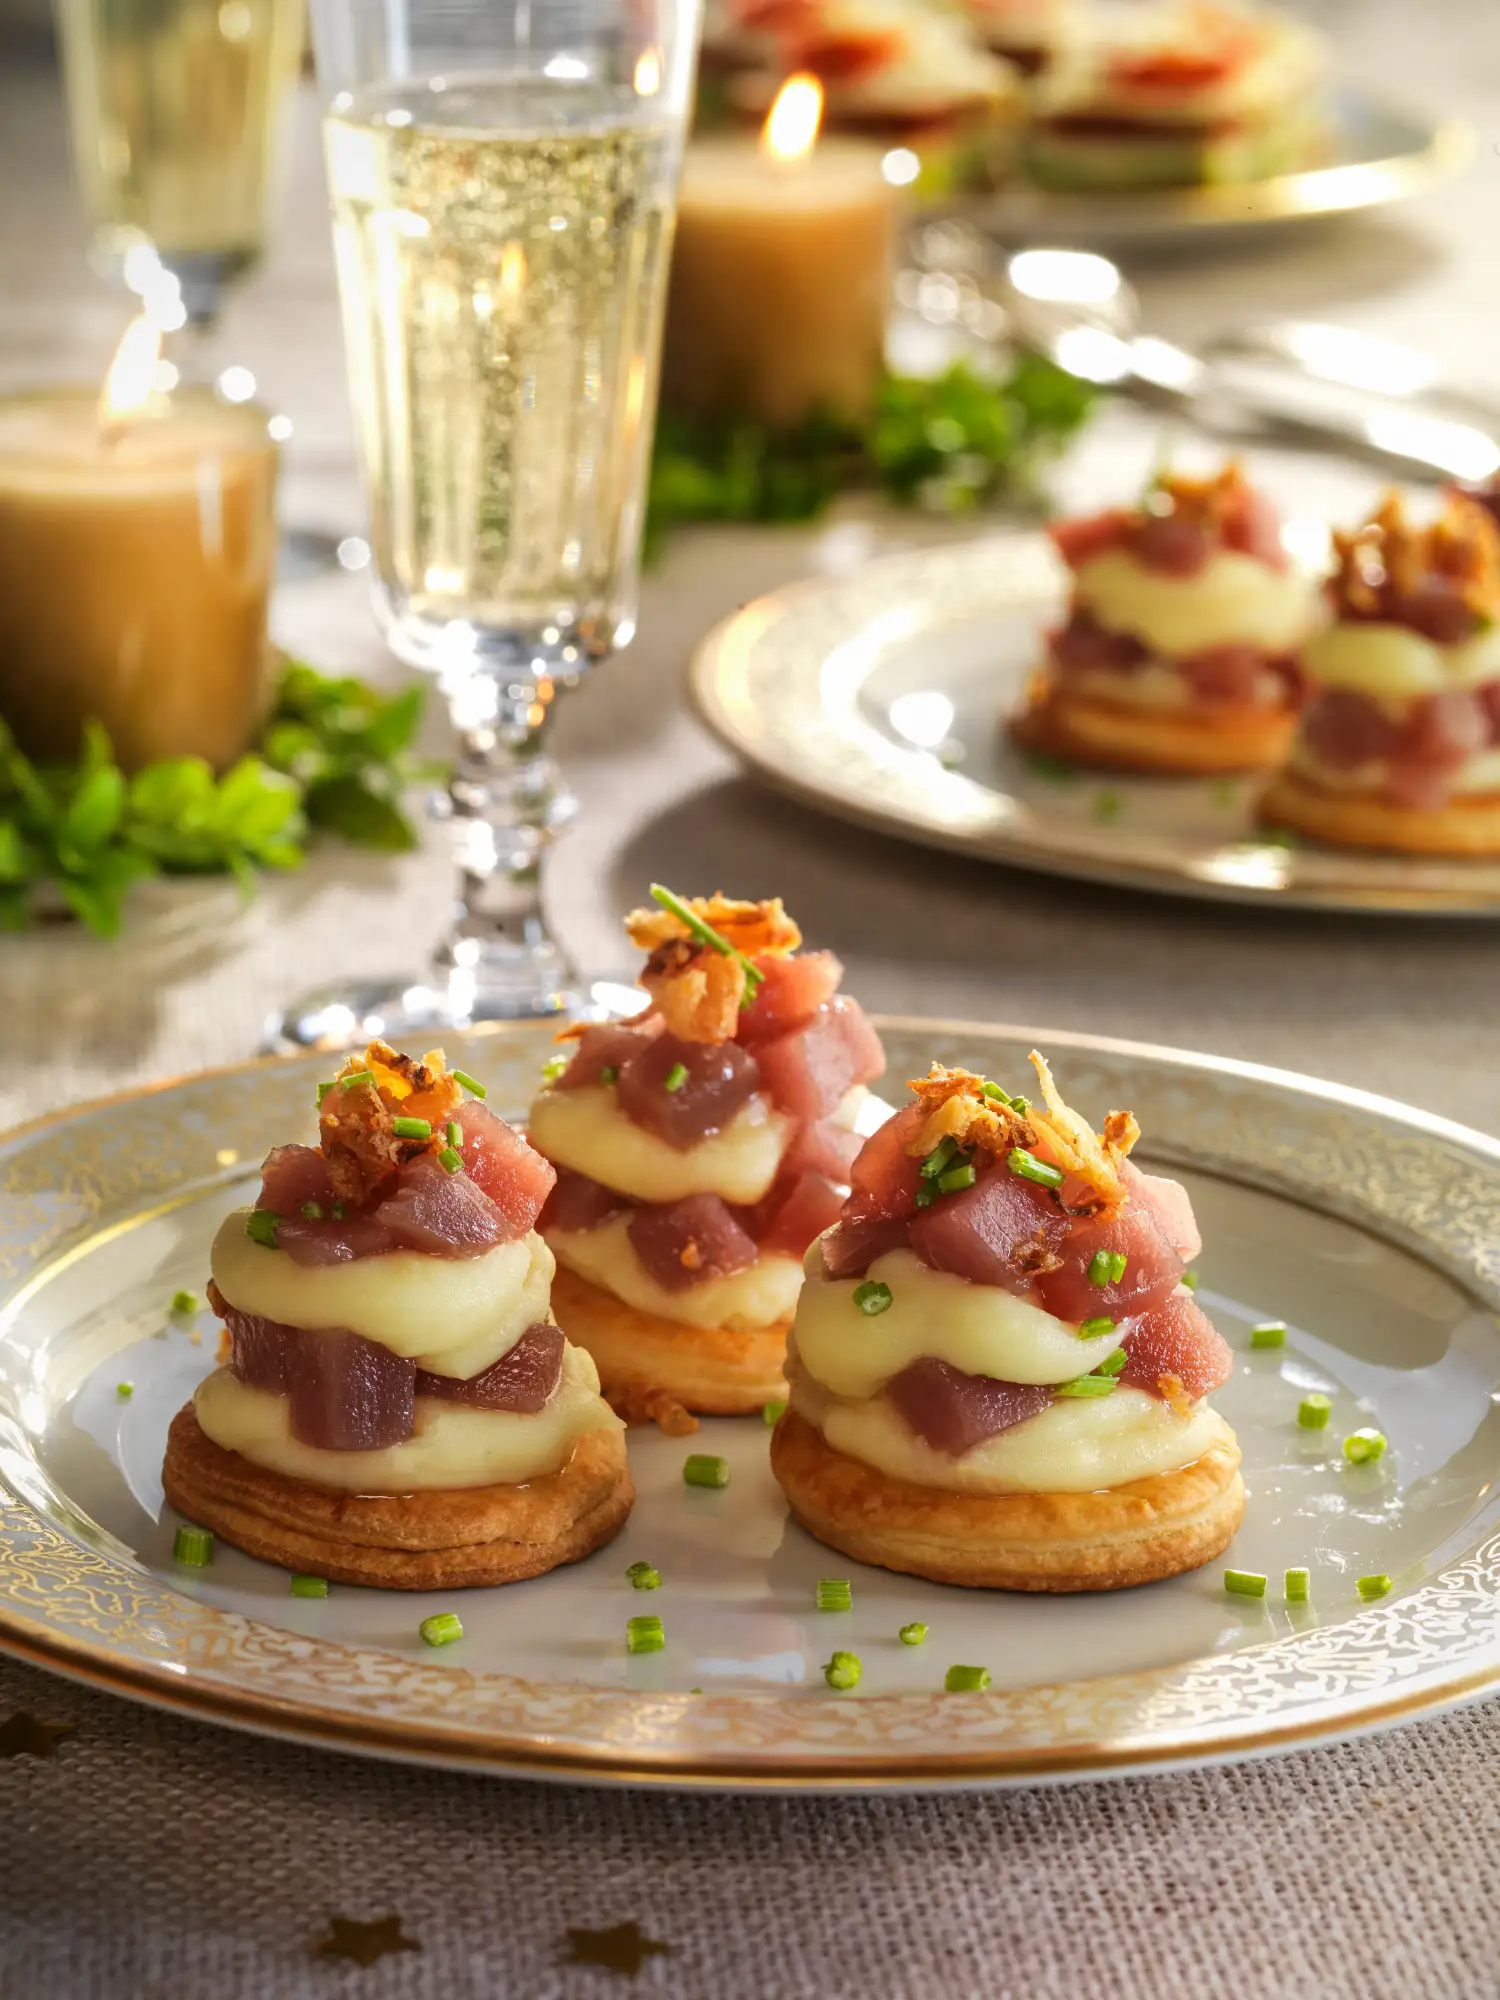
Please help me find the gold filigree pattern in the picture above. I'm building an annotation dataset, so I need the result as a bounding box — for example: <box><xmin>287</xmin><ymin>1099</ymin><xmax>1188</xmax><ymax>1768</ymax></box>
<box><xmin>3</xmin><ymin>1023</ymin><xmax>1500</xmax><ymax>1786</ymax></box>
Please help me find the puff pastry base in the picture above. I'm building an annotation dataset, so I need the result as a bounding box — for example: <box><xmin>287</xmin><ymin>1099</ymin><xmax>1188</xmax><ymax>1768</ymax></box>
<box><xmin>1259</xmin><ymin>768</ymin><xmax>1500</xmax><ymax>856</ymax></box>
<box><xmin>770</xmin><ymin>1407</ymin><xmax>1244</xmax><ymax>1592</ymax></box>
<box><xmin>161</xmin><ymin>1405</ymin><xmax>633</xmax><ymax>1590</ymax></box>
<box><xmin>549</xmin><ymin>1262</ymin><xmax>789</xmax><ymax>1427</ymax></box>
<box><xmin>1012</xmin><ymin>679</ymin><xmax>1298</xmax><ymax>777</ymax></box>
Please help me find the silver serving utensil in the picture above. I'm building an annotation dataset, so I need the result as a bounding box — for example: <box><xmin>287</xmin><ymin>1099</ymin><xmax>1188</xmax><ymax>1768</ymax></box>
<box><xmin>998</xmin><ymin>248</ymin><xmax>1500</xmax><ymax>484</ymax></box>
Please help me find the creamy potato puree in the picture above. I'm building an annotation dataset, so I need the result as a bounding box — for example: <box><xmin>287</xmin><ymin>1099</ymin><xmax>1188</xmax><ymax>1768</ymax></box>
<box><xmin>1302</xmin><ymin>620</ymin><xmax>1500</xmax><ymax>698</ymax></box>
<box><xmin>529</xmin><ymin>1084</ymin><xmax>791</xmax><ymax>1205</ymax></box>
<box><xmin>211</xmin><ymin>1219</ymin><xmax>553</xmax><ymax>1377</ymax></box>
<box><xmin>1073</xmin><ymin>548</ymin><xmax>1318</xmax><ymax>657</ymax></box>
<box><xmin>1069</xmin><ymin>663</ymin><xmax>1290</xmax><ymax>713</ymax></box>
<box><xmin>794</xmin><ymin>1246</ymin><xmax>1122</xmax><ymax>1396</ymax></box>
<box><xmin>549</xmin><ymin>1214</ymin><xmax>803</xmax><ymax>1330</ymax></box>
<box><xmin>793</xmin><ymin>1375</ymin><xmax>1219</xmax><ymax>1493</ymax></box>
<box><xmin>194</xmin><ymin>1342</ymin><xmax>620</xmax><ymax>1492</ymax></box>
<box><xmin>1292</xmin><ymin>742</ymin><xmax>1500</xmax><ymax>798</ymax></box>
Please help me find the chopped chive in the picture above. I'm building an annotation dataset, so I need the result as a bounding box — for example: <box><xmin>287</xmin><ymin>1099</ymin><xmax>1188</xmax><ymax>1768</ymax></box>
<box><xmin>1284</xmin><ymin>1567</ymin><xmax>1310</xmax><ymax>1604</ymax></box>
<box><xmin>391</xmin><ymin>1116</ymin><xmax>431</xmax><ymax>1140</ymax></box>
<box><xmin>1093</xmin><ymin>790</ymin><xmax>1122</xmax><ymax>823</ymax></box>
<box><xmin>981</xmin><ymin>1082</ymin><xmax>1012</xmax><ymax>1106</ymax></box>
<box><xmin>437</xmin><ymin>1147</ymin><xmax>463</xmax><ymax>1174</ymax></box>
<box><xmin>339</xmin><ymin>1070</ymin><xmax>374</xmax><ymax>1092</ymax></box>
<box><xmin>1298</xmin><ymin>1393</ymin><xmax>1332</xmax><ymax>1430</ymax></box>
<box><xmin>1086</xmin><ymin>1250</ymin><xmax>1113</xmax><ymax>1287</ymax></box>
<box><xmin>683</xmin><ymin>1454</ymin><xmax>729</xmax><ymax>1489</ymax></box>
<box><xmin>330</xmin><ymin>1200</ymin><xmax>347</xmax><ymax>1219</ymax></box>
<box><xmin>945</xmin><ymin>1664</ymin><xmax>990</xmax><ymax>1692</ymax></box>
<box><xmin>663</xmin><ymin>1062</ymin><xmax>689</xmax><ymax>1093</ymax></box>
<box><xmin>1250</xmin><ymin>1321</ymin><xmax>1287</xmax><ymax>1349</ymax></box>
<box><xmin>1357</xmin><ymin>1574</ymin><xmax>1393</xmax><ymax>1601</ymax></box>
<box><xmin>626</xmin><ymin>1560</ymin><xmax>655</xmax><ymax>1581</ymax></box>
<box><xmin>1096</xmin><ymin>1348</ymin><xmax>1128</xmax><ymax>1378</ymax></box>
<box><xmin>540</xmin><ymin>1054</ymin><xmax>568</xmax><ymax>1084</ymax></box>
<box><xmin>936</xmin><ymin>1161</ymin><xmax>977</xmax><ymax>1195</ymax></box>
<box><xmin>300</xmin><ymin>1201</ymin><xmax>324</xmax><ymax>1220</ymax></box>
<box><xmin>599</xmin><ymin>1064</ymin><xmax>620</xmax><ymax>1084</ymax></box>
<box><xmin>1223</xmin><ymin>1569</ymin><xmax>1267</xmax><ymax>1598</ymax></box>
<box><xmin>244</xmin><ymin>1209</ymin><xmax>280</xmax><ymax>1249</ymax></box>
<box><xmin>1008</xmin><ymin>1148</ymin><xmax>1064</xmax><ymax>1190</ymax></box>
<box><xmin>170</xmin><ymin>1289</ymin><xmax>201</xmax><ymax>1315</ymax></box>
<box><xmin>762</xmin><ymin>1398</ymin><xmax>787</xmax><ymax>1426</ymax></box>
<box><xmin>853</xmin><ymin>1280</ymin><xmax>893</xmax><ymax>1317</ymax></box>
<box><xmin>290</xmin><ymin>1575</ymin><xmax>329</xmax><ymax>1599</ymax></box>
<box><xmin>913</xmin><ymin>1183</ymin><xmax>938</xmax><ymax>1209</ymax></box>
<box><xmin>629</xmin><ymin>1566</ymin><xmax>661</xmax><ymax>1591</ymax></box>
<box><xmin>419</xmin><ymin>1611</ymin><xmax>464</xmax><ymax>1647</ymax></box>
<box><xmin>446</xmin><ymin>1121</ymin><xmax>462</xmax><ymax>1147</ymax></box>
<box><xmin>899</xmin><ymin>1622</ymin><xmax>929</xmax><ymax>1646</ymax></box>
<box><xmin>451</xmin><ymin>1069</ymin><xmax>487</xmax><ymax>1099</ymax></box>
<box><xmin>920</xmin><ymin>1137</ymin><xmax>959</xmax><ymax>1180</ymax></box>
<box><xmin>823</xmin><ymin>1650</ymin><xmax>861</xmax><ymax>1690</ymax></box>
<box><xmin>1053</xmin><ymin>1374</ymin><xmax>1118</xmax><ymax>1398</ymax></box>
<box><xmin>648</xmin><ymin>884</ymin><xmax>765</xmax><ymax>992</ymax></box>
<box><xmin>1343</xmin><ymin>1427</ymin><xmax>1387</xmax><ymax>1465</ymax></box>
<box><xmin>815</xmin><ymin>1578</ymin><xmax>853</xmax><ymax>1613</ymax></box>
<box><xmin>1182</xmin><ymin>1270</ymin><xmax>1200</xmax><ymax>1292</ymax></box>
<box><xmin>627</xmin><ymin>1615</ymin><xmax>666</xmax><ymax>1654</ymax></box>
<box><xmin>1078</xmin><ymin>1315</ymin><xmax>1115</xmax><ymax>1339</ymax></box>
<box><xmin>1010</xmin><ymin>1095</ymin><xmax>1030</xmax><ymax>1116</ymax></box>
<box><xmin>116</xmin><ymin>1381</ymin><xmax>133</xmax><ymax>1399</ymax></box>
<box><xmin>173</xmin><ymin>1525</ymin><xmax>213</xmax><ymax>1567</ymax></box>
<box><xmin>316</xmin><ymin>1080</ymin><xmax>334</xmax><ymax>1105</ymax></box>
<box><xmin>1108</xmin><ymin>1252</ymin><xmax>1127</xmax><ymax>1283</ymax></box>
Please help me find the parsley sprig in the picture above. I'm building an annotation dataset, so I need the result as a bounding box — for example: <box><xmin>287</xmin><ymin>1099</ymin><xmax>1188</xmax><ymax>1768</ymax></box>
<box><xmin>0</xmin><ymin>659</ymin><xmax>435</xmax><ymax>938</ymax></box>
<box><xmin>646</xmin><ymin>356</ymin><xmax>1094</xmax><ymax>553</ymax></box>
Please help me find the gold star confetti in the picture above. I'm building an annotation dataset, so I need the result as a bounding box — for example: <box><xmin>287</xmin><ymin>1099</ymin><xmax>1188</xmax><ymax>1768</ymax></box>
<box><xmin>565</xmin><ymin>1921</ymin><xmax>674</xmax><ymax>1977</ymax></box>
<box><xmin>312</xmin><ymin>1916</ymin><xmax>421</xmax><ymax>1969</ymax></box>
<box><xmin>0</xmin><ymin>1711</ymin><xmax>74</xmax><ymax>1759</ymax></box>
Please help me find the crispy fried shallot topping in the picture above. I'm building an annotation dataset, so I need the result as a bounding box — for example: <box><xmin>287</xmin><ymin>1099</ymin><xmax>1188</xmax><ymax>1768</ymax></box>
<box><xmin>318</xmin><ymin>1040</ymin><xmax>462</xmax><ymax>1204</ymax></box>
<box><xmin>624</xmin><ymin>893</ymin><xmax>803</xmax><ymax>1045</ymax></box>
<box><xmin>1157</xmin><ymin>1372</ymin><xmax>1194</xmax><ymax>1421</ymax></box>
<box><xmin>1150</xmin><ymin>460</ymin><xmax>1257</xmax><ymax>537</ymax></box>
<box><xmin>902</xmin><ymin>1056</ymin><xmax>1139</xmax><ymax>1214</ymax></box>
<box><xmin>1331</xmin><ymin>493</ymin><xmax>1500</xmax><ymax>626</ymax></box>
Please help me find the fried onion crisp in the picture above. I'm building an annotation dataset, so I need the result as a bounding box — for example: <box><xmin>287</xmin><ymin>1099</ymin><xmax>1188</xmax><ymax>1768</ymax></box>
<box><xmin>1331</xmin><ymin>491</ymin><xmax>1500</xmax><ymax>625</ymax></box>
<box><xmin>318</xmin><ymin>1039</ymin><xmax>462</xmax><ymax>1203</ymax></box>
<box><xmin>905</xmin><ymin>1065</ymin><xmax>1035</xmax><ymax>1163</ymax></box>
<box><xmin>1026</xmin><ymin>1051</ymin><xmax>1136</xmax><ymax>1212</ymax></box>
<box><xmin>623</xmin><ymin>893</ymin><xmax>802</xmax><ymax>1044</ymax></box>
<box><xmin>1158</xmin><ymin>1373</ymin><xmax>1194</xmax><ymax>1422</ymax></box>
<box><xmin>624</xmin><ymin>893</ymin><xmax>802</xmax><ymax>957</ymax></box>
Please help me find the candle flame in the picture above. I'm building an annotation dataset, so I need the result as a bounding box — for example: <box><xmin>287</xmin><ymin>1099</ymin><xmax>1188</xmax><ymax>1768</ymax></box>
<box><xmin>100</xmin><ymin>314</ymin><xmax>163</xmax><ymax>427</ymax></box>
<box><xmin>761</xmin><ymin>72</ymin><xmax>822</xmax><ymax>164</ymax></box>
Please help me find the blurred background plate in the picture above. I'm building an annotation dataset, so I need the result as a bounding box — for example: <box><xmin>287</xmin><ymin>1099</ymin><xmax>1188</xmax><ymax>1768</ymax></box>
<box><xmin>690</xmin><ymin>531</ymin><xmax>1500</xmax><ymax>916</ymax></box>
<box><xmin>955</xmin><ymin>88</ymin><xmax>1471</xmax><ymax>251</ymax></box>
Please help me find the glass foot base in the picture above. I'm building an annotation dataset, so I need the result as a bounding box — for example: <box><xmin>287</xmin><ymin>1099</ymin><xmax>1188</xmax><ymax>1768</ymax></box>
<box><xmin>262</xmin><ymin>968</ymin><xmax>646</xmax><ymax>1054</ymax></box>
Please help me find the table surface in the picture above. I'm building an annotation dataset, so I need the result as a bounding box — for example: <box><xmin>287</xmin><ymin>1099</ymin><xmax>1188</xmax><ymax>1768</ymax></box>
<box><xmin>3</xmin><ymin>7</ymin><xmax>1500</xmax><ymax>1995</ymax></box>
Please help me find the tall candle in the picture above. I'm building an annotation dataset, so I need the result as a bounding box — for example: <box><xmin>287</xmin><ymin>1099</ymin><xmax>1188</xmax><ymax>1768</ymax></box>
<box><xmin>0</xmin><ymin>374</ymin><xmax>278</xmax><ymax>772</ymax></box>
<box><xmin>660</xmin><ymin>78</ymin><xmax>897</xmax><ymax>431</ymax></box>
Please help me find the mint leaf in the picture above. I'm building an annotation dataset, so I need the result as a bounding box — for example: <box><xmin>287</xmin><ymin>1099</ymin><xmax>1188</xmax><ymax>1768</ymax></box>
<box><xmin>304</xmin><ymin>773</ymin><xmax>417</xmax><ymax>852</ymax></box>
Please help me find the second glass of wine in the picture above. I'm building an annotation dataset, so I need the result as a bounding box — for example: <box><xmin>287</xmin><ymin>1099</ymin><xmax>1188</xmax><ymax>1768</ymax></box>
<box><xmin>272</xmin><ymin>0</ymin><xmax>701</xmax><ymax>1048</ymax></box>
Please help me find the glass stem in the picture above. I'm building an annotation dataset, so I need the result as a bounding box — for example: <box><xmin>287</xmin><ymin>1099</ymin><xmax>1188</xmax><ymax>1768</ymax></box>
<box><xmin>431</xmin><ymin>669</ymin><xmax>581</xmax><ymax>1018</ymax></box>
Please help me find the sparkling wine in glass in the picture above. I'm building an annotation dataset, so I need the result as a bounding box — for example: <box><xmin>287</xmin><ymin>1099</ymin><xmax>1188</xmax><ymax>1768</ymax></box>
<box><xmin>272</xmin><ymin>0</ymin><xmax>700</xmax><ymax>1046</ymax></box>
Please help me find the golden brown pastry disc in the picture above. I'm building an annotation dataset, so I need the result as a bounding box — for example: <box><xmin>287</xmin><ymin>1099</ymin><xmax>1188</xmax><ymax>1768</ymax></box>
<box><xmin>549</xmin><ymin>1260</ymin><xmax>789</xmax><ymax>1423</ymax></box>
<box><xmin>1259</xmin><ymin>768</ymin><xmax>1500</xmax><ymax>856</ymax></box>
<box><xmin>769</xmin><ymin>1407</ymin><xmax>1244</xmax><ymax>1592</ymax></box>
<box><xmin>161</xmin><ymin>1404</ymin><xmax>634</xmax><ymax>1590</ymax></box>
<box><xmin>1012</xmin><ymin>680</ymin><xmax>1298</xmax><ymax>777</ymax></box>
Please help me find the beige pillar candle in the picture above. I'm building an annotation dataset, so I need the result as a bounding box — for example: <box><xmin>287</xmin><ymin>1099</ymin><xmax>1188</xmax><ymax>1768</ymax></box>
<box><xmin>661</xmin><ymin>77</ymin><xmax>897</xmax><ymax>431</ymax></box>
<box><xmin>0</xmin><ymin>327</ymin><xmax>278</xmax><ymax>773</ymax></box>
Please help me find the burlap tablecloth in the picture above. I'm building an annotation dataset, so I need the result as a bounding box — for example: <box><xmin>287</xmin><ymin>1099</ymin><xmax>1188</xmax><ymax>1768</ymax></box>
<box><xmin>5</xmin><ymin>7</ymin><xmax>1500</xmax><ymax>1992</ymax></box>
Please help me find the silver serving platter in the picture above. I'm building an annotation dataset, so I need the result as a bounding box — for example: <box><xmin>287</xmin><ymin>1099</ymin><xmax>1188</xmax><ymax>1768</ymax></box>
<box><xmin>690</xmin><ymin>532</ymin><xmax>1500</xmax><ymax>917</ymax></box>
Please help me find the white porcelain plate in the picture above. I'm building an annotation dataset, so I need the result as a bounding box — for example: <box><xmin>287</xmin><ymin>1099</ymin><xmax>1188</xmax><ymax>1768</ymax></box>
<box><xmin>957</xmin><ymin>89</ymin><xmax>1470</xmax><ymax>251</ymax></box>
<box><xmin>3</xmin><ymin>1021</ymin><xmax>1500</xmax><ymax>1790</ymax></box>
<box><xmin>690</xmin><ymin>533</ymin><xmax>1500</xmax><ymax>917</ymax></box>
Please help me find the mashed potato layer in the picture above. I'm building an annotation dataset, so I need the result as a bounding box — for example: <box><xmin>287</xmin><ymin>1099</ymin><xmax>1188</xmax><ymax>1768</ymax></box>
<box><xmin>194</xmin><ymin>1342</ymin><xmax>620</xmax><ymax>1492</ymax></box>
<box><xmin>548</xmin><ymin>1214</ymin><xmax>803</xmax><ymax>1331</ymax></box>
<box><xmin>793</xmin><ymin>1374</ymin><xmax>1219</xmax><ymax>1494</ymax></box>
<box><xmin>1301</xmin><ymin>620</ymin><xmax>1500</xmax><ymax>699</ymax></box>
<box><xmin>1073</xmin><ymin>548</ymin><xmax>1318</xmax><ymax>657</ymax></box>
<box><xmin>794</xmin><ymin>1246</ymin><xmax>1122</xmax><ymax>1398</ymax></box>
<box><xmin>528</xmin><ymin>1084</ymin><xmax>791</xmax><ymax>1205</ymax></box>
<box><xmin>211</xmin><ymin>1218</ymin><xmax>553</xmax><ymax>1377</ymax></box>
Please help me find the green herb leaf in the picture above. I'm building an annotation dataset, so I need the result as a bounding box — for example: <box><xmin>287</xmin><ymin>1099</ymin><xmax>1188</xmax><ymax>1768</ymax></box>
<box><xmin>303</xmin><ymin>772</ymin><xmax>418</xmax><ymax>852</ymax></box>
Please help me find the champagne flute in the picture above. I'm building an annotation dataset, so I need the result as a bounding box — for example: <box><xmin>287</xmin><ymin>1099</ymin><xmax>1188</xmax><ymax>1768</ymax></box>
<box><xmin>269</xmin><ymin>0</ymin><xmax>700</xmax><ymax>1047</ymax></box>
